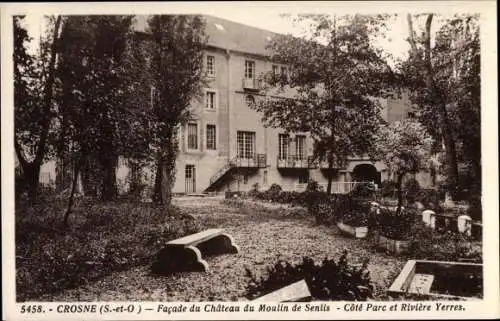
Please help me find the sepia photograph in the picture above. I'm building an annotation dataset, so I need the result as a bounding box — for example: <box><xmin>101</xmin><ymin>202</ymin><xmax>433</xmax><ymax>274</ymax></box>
<box><xmin>2</xmin><ymin>1</ymin><xmax>498</xmax><ymax>319</ymax></box>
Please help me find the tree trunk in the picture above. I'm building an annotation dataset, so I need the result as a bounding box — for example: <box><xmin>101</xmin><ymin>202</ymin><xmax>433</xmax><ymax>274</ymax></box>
<box><xmin>100</xmin><ymin>154</ymin><xmax>118</xmax><ymax>201</ymax></box>
<box><xmin>407</xmin><ymin>13</ymin><xmax>459</xmax><ymax>199</ymax></box>
<box><xmin>153</xmin><ymin>149</ymin><xmax>175</xmax><ymax>205</ymax></box>
<box><xmin>326</xmin><ymin>155</ymin><xmax>334</xmax><ymax>195</ymax></box>
<box><xmin>396</xmin><ymin>173</ymin><xmax>405</xmax><ymax>212</ymax></box>
<box><xmin>153</xmin><ymin>131</ymin><xmax>177</xmax><ymax>206</ymax></box>
<box><xmin>14</xmin><ymin>15</ymin><xmax>62</xmax><ymax>200</ymax></box>
<box><xmin>63</xmin><ymin>154</ymin><xmax>84</xmax><ymax>226</ymax></box>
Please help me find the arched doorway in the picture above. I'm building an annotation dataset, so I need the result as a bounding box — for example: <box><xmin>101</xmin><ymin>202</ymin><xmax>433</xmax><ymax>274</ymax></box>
<box><xmin>352</xmin><ymin>164</ymin><xmax>381</xmax><ymax>186</ymax></box>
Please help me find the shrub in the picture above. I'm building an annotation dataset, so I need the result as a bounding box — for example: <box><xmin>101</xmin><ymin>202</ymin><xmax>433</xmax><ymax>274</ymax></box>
<box><xmin>467</xmin><ymin>194</ymin><xmax>482</xmax><ymax>222</ymax></box>
<box><xmin>337</xmin><ymin>197</ymin><xmax>371</xmax><ymax>227</ymax></box>
<box><xmin>349</xmin><ymin>182</ymin><xmax>376</xmax><ymax>199</ymax></box>
<box><xmin>376</xmin><ymin>207</ymin><xmax>418</xmax><ymax>240</ymax></box>
<box><xmin>305</xmin><ymin>179</ymin><xmax>321</xmax><ymax>192</ymax></box>
<box><xmin>16</xmin><ymin>199</ymin><xmax>199</xmax><ymax>301</ymax></box>
<box><xmin>245</xmin><ymin>251</ymin><xmax>373</xmax><ymax>301</ymax></box>
<box><xmin>248</xmin><ymin>183</ymin><xmax>260</xmax><ymax>198</ymax></box>
<box><xmin>404</xmin><ymin>178</ymin><xmax>421</xmax><ymax>203</ymax></box>
<box><xmin>379</xmin><ymin>180</ymin><xmax>398</xmax><ymax>198</ymax></box>
<box><xmin>268</xmin><ymin>183</ymin><xmax>282</xmax><ymax>193</ymax></box>
<box><xmin>416</xmin><ymin>188</ymin><xmax>444</xmax><ymax>211</ymax></box>
<box><xmin>407</xmin><ymin>223</ymin><xmax>482</xmax><ymax>262</ymax></box>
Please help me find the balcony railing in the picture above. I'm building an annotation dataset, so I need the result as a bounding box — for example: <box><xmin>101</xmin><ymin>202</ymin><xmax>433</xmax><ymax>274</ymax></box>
<box><xmin>230</xmin><ymin>154</ymin><xmax>267</xmax><ymax>168</ymax></box>
<box><xmin>242</xmin><ymin>78</ymin><xmax>263</xmax><ymax>91</ymax></box>
<box><xmin>277</xmin><ymin>155</ymin><xmax>317</xmax><ymax>169</ymax></box>
<box><xmin>319</xmin><ymin>159</ymin><xmax>346</xmax><ymax>169</ymax></box>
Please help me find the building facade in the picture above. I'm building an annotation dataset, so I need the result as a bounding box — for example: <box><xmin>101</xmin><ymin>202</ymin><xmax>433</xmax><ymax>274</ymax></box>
<box><xmin>129</xmin><ymin>16</ymin><xmax>429</xmax><ymax>195</ymax></box>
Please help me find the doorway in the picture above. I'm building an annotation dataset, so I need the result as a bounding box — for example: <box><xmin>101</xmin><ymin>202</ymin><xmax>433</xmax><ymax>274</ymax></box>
<box><xmin>185</xmin><ymin>165</ymin><xmax>196</xmax><ymax>194</ymax></box>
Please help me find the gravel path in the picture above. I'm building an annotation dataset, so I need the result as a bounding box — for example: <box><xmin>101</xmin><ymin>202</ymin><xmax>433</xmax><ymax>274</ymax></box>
<box><xmin>41</xmin><ymin>196</ymin><xmax>406</xmax><ymax>301</ymax></box>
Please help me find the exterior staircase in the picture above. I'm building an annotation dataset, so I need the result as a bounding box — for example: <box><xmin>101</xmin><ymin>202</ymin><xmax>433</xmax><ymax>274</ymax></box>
<box><xmin>206</xmin><ymin>154</ymin><xmax>267</xmax><ymax>191</ymax></box>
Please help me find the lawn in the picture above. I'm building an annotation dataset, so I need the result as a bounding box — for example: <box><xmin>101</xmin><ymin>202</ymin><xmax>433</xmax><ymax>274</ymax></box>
<box><xmin>33</xmin><ymin>196</ymin><xmax>406</xmax><ymax>301</ymax></box>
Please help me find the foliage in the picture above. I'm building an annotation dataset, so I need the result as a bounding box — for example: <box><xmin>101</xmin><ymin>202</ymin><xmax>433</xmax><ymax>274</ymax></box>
<box><xmin>407</xmin><ymin>222</ymin><xmax>482</xmax><ymax>262</ymax></box>
<box><xmin>245</xmin><ymin>251</ymin><xmax>373</xmax><ymax>301</ymax></box>
<box><xmin>372</xmin><ymin>119</ymin><xmax>433</xmax><ymax>209</ymax></box>
<box><xmin>467</xmin><ymin>194</ymin><xmax>482</xmax><ymax>222</ymax></box>
<box><xmin>403</xmin><ymin>178</ymin><xmax>421</xmax><ymax>203</ymax></box>
<box><xmin>415</xmin><ymin>188</ymin><xmax>444</xmax><ymax>210</ymax></box>
<box><xmin>253</xmin><ymin>14</ymin><xmax>396</xmax><ymax>193</ymax></box>
<box><xmin>56</xmin><ymin>16</ymin><xmax>138</xmax><ymax>204</ymax></box>
<box><xmin>401</xmin><ymin>14</ymin><xmax>480</xmax><ymax>196</ymax></box>
<box><xmin>337</xmin><ymin>197</ymin><xmax>371</xmax><ymax>227</ymax></box>
<box><xmin>14</xmin><ymin>15</ymin><xmax>62</xmax><ymax>199</ymax></box>
<box><xmin>305</xmin><ymin>179</ymin><xmax>323</xmax><ymax>192</ymax></box>
<box><xmin>16</xmin><ymin>198</ymin><xmax>199</xmax><ymax>301</ymax></box>
<box><xmin>146</xmin><ymin>15</ymin><xmax>208</xmax><ymax>205</ymax></box>
<box><xmin>268</xmin><ymin>183</ymin><xmax>283</xmax><ymax>193</ymax></box>
<box><xmin>248</xmin><ymin>183</ymin><xmax>260</xmax><ymax>198</ymax></box>
<box><xmin>376</xmin><ymin>207</ymin><xmax>418</xmax><ymax>240</ymax></box>
<box><xmin>379</xmin><ymin>180</ymin><xmax>397</xmax><ymax>198</ymax></box>
<box><xmin>349</xmin><ymin>182</ymin><xmax>376</xmax><ymax>199</ymax></box>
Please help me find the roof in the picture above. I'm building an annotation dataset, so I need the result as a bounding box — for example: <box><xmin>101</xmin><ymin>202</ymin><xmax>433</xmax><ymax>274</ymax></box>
<box><xmin>133</xmin><ymin>15</ymin><xmax>279</xmax><ymax>56</ymax></box>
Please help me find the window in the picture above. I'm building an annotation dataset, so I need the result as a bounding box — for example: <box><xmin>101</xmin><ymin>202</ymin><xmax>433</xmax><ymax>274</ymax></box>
<box><xmin>205</xmin><ymin>90</ymin><xmax>216</xmax><ymax>110</ymax></box>
<box><xmin>187</xmin><ymin>123</ymin><xmax>198</xmax><ymax>149</ymax></box>
<box><xmin>278</xmin><ymin>134</ymin><xmax>289</xmax><ymax>160</ymax></box>
<box><xmin>206</xmin><ymin>55</ymin><xmax>215</xmax><ymax>77</ymax></box>
<box><xmin>299</xmin><ymin>171</ymin><xmax>309</xmax><ymax>184</ymax></box>
<box><xmin>407</xmin><ymin>111</ymin><xmax>415</xmax><ymax>119</ymax></box>
<box><xmin>206</xmin><ymin>124</ymin><xmax>216</xmax><ymax>150</ymax></box>
<box><xmin>295</xmin><ymin>135</ymin><xmax>306</xmax><ymax>160</ymax></box>
<box><xmin>245</xmin><ymin>60</ymin><xmax>255</xmax><ymax>79</ymax></box>
<box><xmin>245</xmin><ymin>95</ymin><xmax>255</xmax><ymax>107</ymax></box>
<box><xmin>237</xmin><ymin>131</ymin><xmax>255</xmax><ymax>159</ymax></box>
<box><xmin>263</xmin><ymin>170</ymin><xmax>268</xmax><ymax>185</ymax></box>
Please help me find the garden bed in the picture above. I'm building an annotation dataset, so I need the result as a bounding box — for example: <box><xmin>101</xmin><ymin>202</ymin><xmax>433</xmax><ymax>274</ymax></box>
<box><xmin>377</xmin><ymin>235</ymin><xmax>410</xmax><ymax>255</ymax></box>
<box><xmin>388</xmin><ymin>260</ymin><xmax>483</xmax><ymax>300</ymax></box>
<box><xmin>337</xmin><ymin>222</ymin><xmax>368</xmax><ymax>238</ymax></box>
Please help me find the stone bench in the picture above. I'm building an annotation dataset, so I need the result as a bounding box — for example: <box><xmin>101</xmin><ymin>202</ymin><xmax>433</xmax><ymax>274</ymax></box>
<box><xmin>151</xmin><ymin>228</ymin><xmax>239</xmax><ymax>274</ymax></box>
<box><xmin>252</xmin><ymin>279</ymin><xmax>312</xmax><ymax>302</ymax></box>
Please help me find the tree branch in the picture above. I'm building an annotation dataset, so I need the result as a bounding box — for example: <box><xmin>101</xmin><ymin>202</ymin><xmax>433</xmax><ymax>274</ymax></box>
<box><xmin>35</xmin><ymin>15</ymin><xmax>62</xmax><ymax>165</ymax></box>
<box><xmin>14</xmin><ymin>138</ymin><xmax>29</xmax><ymax>171</ymax></box>
<box><xmin>406</xmin><ymin>14</ymin><xmax>418</xmax><ymax>53</ymax></box>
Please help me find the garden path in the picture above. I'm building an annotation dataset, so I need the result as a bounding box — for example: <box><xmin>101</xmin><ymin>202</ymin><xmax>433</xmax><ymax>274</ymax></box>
<box><xmin>41</xmin><ymin>196</ymin><xmax>405</xmax><ymax>301</ymax></box>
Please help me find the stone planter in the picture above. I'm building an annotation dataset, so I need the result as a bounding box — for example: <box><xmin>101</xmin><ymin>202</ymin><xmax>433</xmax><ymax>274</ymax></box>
<box><xmin>388</xmin><ymin>260</ymin><xmax>483</xmax><ymax>300</ymax></box>
<box><xmin>337</xmin><ymin>222</ymin><xmax>368</xmax><ymax>238</ymax></box>
<box><xmin>378</xmin><ymin>235</ymin><xmax>410</xmax><ymax>254</ymax></box>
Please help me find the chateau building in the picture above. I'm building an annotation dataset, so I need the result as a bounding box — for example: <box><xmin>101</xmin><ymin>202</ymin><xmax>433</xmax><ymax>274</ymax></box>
<box><xmin>128</xmin><ymin>15</ymin><xmax>428</xmax><ymax>195</ymax></box>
